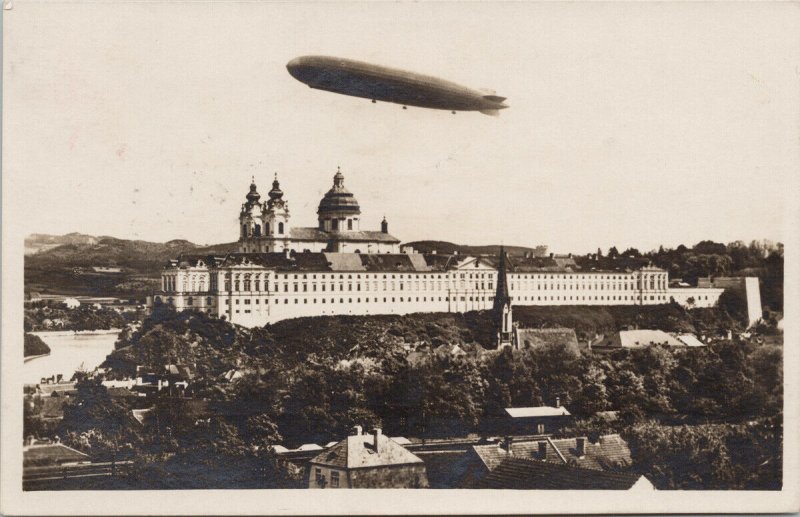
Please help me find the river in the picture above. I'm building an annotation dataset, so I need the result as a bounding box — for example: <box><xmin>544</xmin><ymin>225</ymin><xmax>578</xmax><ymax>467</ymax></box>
<box><xmin>24</xmin><ymin>330</ymin><xmax>121</xmax><ymax>385</ymax></box>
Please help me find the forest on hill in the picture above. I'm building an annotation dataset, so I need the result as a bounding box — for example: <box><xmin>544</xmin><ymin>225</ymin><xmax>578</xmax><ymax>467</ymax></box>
<box><xmin>575</xmin><ymin>239</ymin><xmax>783</xmax><ymax>311</ymax></box>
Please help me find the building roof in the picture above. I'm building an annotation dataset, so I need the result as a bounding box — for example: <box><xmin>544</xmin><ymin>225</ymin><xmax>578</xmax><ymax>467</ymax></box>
<box><xmin>675</xmin><ymin>334</ymin><xmax>706</xmax><ymax>347</ymax></box>
<box><xmin>505</xmin><ymin>406</ymin><xmax>571</xmax><ymax>418</ymax></box>
<box><xmin>317</xmin><ymin>169</ymin><xmax>361</xmax><ymax>216</ymax></box>
<box><xmin>289</xmin><ymin>227</ymin><xmax>400</xmax><ymax>244</ymax></box>
<box><xmin>359</xmin><ymin>253</ymin><xmax>431</xmax><ymax>272</ymax></box>
<box><xmin>618</xmin><ymin>330</ymin><xmax>684</xmax><ymax>348</ymax></box>
<box><xmin>23</xmin><ymin>443</ymin><xmax>89</xmax><ymax>467</ymax></box>
<box><xmin>474</xmin><ymin>457</ymin><xmax>644</xmax><ymax>490</ymax></box>
<box><xmin>471</xmin><ymin>434</ymin><xmax>633</xmax><ymax>472</ymax></box>
<box><xmin>131</xmin><ymin>408</ymin><xmax>152</xmax><ymax>425</ymax></box>
<box><xmin>168</xmin><ymin>251</ymin><xmax>664</xmax><ymax>276</ymax></box>
<box><xmin>515</xmin><ymin>328</ymin><xmax>579</xmax><ymax>350</ymax></box>
<box><xmin>310</xmin><ymin>433</ymin><xmax>424</xmax><ymax>470</ymax></box>
<box><xmin>297</xmin><ymin>443</ymin><xmax>324</xmax><ymax>451</ymax></box>
<box><xmin>39</xmin><ymin>397</ymin><xmax>66</xmax><ymax>419</ymax></box>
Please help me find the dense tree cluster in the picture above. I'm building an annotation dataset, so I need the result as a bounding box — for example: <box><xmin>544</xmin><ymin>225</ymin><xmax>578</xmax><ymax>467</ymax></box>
<box><xmin>574</xmin><ymin>239</ymin><xmax>784</xmax><ymax>311</ymax></box>
<box><xmin>24</xmin><ymin>301</ymin><xmax>134</xmax><ymax>332</ymax></box>
<box><xmin>24</xmin><ymin>333</ymin><xmax>50</xmax><ymax>357</ymax></box>
<box><xmin>625</xmin><ymin>419</ymin><xmax>781</xmax><ymax>489</ymax></box>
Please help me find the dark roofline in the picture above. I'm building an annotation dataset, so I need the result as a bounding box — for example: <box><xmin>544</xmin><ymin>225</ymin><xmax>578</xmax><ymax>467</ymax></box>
<box><xmin>308</xmin><ymin>459</ymin><xmax>423</xmax><ymax>469</ymax></box>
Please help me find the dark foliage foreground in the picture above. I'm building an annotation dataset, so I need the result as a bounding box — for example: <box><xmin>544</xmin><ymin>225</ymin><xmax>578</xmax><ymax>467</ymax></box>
<box><xmin>28</xmin><ymin>308</ymin><xmax>783</xmax><ymax>490</ymax></box>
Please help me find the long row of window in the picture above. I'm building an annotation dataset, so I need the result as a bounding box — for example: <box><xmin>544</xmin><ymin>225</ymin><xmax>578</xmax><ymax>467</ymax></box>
<box><xmin>164</xmin><ymin>270</ymin><xmax>668</xmax><ymax>294</ymax></box>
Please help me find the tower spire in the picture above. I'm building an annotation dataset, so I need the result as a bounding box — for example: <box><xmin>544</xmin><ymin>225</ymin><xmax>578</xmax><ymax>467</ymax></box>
<box><xmin>494</xmin><ymin>246</ymin><xmax>514</xmax><ymax>349</ymax></box>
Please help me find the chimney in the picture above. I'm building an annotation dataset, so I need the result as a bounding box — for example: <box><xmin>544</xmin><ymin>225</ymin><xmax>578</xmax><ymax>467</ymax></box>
<box><xmin>372</xmin><ymin>428</ymin><xmax>382</xmax><ymax>453</ymax></box>
<box><xmin>353</xmin><ymin>425</ymin><xmax>362</xmax><ymax>436</ymax></box>
<box><xmin>503</xmin><ymin>436</ymin><xmax>513</xmax><ymax>455</ymax></box>
<box><xmin>284</xmin><ymin>248</ymin><xmax>291</xmax><ymax>259</ymax></box>
<box><xmin>538</xmin><ymin>441</ymin><xmax>547</xmax><ymax>458</ymax></box>
<box><xmin>576</xmin><ymin>437</ymin><xmax>586</xmax><ymax>458</ymax></box>
<box><xmin>555</xmin><ymin>396</ymin><xmax>561</xmax><ymax>408</ymax></box>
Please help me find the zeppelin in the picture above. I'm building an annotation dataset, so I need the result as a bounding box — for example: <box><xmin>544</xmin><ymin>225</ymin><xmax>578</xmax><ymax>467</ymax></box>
<box><xmin>286</xmin><ymin>56</ymin><xmax>509</xmax><ymax>116</ymax></box>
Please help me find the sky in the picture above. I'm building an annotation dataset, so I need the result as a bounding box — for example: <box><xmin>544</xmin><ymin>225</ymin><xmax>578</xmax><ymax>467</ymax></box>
<box><xmin>5</xmin><ymin>1</ymin><xmax>799</xmax><ymax>254</ymax></box>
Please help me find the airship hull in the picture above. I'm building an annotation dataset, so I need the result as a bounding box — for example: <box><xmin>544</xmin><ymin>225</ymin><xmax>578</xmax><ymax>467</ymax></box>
<box><xmin>286</xmin><ymin>56</ymin><xmax>508</xmax><ymax>114</ymax></box>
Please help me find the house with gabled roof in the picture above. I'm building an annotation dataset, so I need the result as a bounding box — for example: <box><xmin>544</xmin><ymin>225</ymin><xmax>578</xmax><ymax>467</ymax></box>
<box><xmin>307</xmin><ymin>426</ymin><xmax>428</xmax><ymax>489</ymax></box>
<box><xmin>474</xmin><ymin>456</ymin><xmax>654</xmax><ymax>490</ymax></box>
<box><xmin>459</xmin><ymin>434</ymin><xmax>634</xmax><ymax>487</ymax></box>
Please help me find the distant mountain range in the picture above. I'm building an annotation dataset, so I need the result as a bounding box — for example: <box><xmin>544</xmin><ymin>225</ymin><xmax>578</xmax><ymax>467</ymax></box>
<box><xmin>25</xmin><ymin>233</ymin><xmax>237</xmax><ymax>269</ymax></box>
<box><xmin>23</xmin><ymin>234</ymin><xmax>546</xmax><ymax>297</ymax></box>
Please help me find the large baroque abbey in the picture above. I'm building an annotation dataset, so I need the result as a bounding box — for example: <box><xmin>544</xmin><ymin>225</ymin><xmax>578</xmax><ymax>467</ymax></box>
<box><xmin>150</xmin><ymin>168</ymin><xmax>725</xmax><ymax>328</ymax></box>
<box><xmin>237</xmin><ymin>168</ymin><xmax>400</xmax><ymax>254</ymax></box>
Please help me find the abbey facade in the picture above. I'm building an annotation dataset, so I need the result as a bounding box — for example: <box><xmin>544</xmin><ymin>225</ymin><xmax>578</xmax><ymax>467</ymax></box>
<box><xmin>150</xmin><ymin>168</ymin><xmax>725</xmax><ymax>328</ymax></box>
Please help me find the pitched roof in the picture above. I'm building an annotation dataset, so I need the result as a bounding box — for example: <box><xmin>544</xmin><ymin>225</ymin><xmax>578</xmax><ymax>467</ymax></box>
<box><xmin>471</xmin><ymin>434</ymin><xmax>633</xmax><ymax>472</ymax></box>
<box><xmin>40</xmin><ymin>397</ymin><xmax>66</xmax><ymax>419</ymax></box>
<box><xmin>324</xmin><ymin>252</ymin><xmax>367</xmax><ymax>271</ymax></box>
<box><xmin>290</xmin><ymin>227</ymin><xmax>400</xmax><ymax>243</ymax></box>
<box><xmin>676</xmin><ymin>334</ymin><xmax>706</xmax><ymax>347</ymax></box>
<box><xmin>475</xmin><ymin>457</ymin><xmax>643</xmax><ymax>490</ymax></box>
<box><xmin>23</xmin><ymin>443</ymin><xmax>89</xmax><ymax>467</ymax></box>
<box><xmin>516</xmin><ymin>328</ymin><xmax>579</xmax><ymax>350</ymax></box>
<box><xmin>358</xmin><ymin>253</ymin><xmax>431</xmax><ymax>272</ymax></box>
<box><xmin>310</xmin><ymin>433</ymin><xmax>423</xmax><ymax>469</ymax></box>
<box><xmin>618</xmin><ymin>330</ymin><xmax>684</xmax><ymax>348</ymax></box>
<box><xmin>505</xmin><ymin>406</ymin><xmax>571</xmax><ymax>418</ymax></box>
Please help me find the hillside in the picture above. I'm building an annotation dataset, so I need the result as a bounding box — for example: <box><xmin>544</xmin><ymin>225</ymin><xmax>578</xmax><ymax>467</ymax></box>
<box><xmin>25</xmin><ymin>232</ymin><xmax>101</xmax><ymax>255</ymax></box>
<box><xmin>24</xmin><ymin>234</ymin><xmax>237</xmax><ymax>297</ymax></box>
<box><xmin>403</xmin><ymin>240</ymin><xmax>547</xmax><ymax>256</ymax></box>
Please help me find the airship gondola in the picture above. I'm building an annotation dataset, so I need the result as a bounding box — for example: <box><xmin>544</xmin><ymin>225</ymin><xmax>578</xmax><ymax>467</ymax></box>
<box><xmin>286</xmin><ymin>56</ymin><xmax>509</xmax><ymax>116</ymax></box>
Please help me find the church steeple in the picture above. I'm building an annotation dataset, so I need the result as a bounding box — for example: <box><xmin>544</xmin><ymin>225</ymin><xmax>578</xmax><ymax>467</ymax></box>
<box><xmin>245</xmin><ymin>176</ymin><xmax>261</xmax><ymax>205</ymax></box>
<box><xmin>494</xmin><ymin>246</ymin><xmax>515</xmax><ymax>349</ymax></box>
<box><xmin>267</xmin><ymin>173</ymin><xmax>285</xmax><ymax>209</ymax></box>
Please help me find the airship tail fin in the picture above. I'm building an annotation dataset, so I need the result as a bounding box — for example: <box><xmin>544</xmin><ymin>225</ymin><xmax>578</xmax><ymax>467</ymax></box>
<box><xmin>479</xmin><ymin>88</ymin><xmax>497</xmax><ymax>95</ymax></box>
<box><xmin>483</xmin><ymin>94</ymin><xmax>507</xmax><ymax>103</ymax></box>
<box><xmin>479</xmin><ymin>109</ymin><xmax>501</xmax><ymax>117</ymax></box>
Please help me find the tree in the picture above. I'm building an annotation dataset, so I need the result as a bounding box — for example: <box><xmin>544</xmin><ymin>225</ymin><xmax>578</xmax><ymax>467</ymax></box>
<box><xmin>59</xmin><ymin>377</ymin><xmax>140</xmax><ymax>462</ymax></box>
<box><xmin>718</xmin><ymin>289</ymin><xmax>748</xmax><ymax>322</ymax></box>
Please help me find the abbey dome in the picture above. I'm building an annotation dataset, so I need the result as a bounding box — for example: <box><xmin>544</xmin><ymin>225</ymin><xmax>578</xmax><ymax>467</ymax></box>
<box><xmin>238</xmin><ymin>167</ymin><xmax>400</xmax><ymax>254</ymax></box>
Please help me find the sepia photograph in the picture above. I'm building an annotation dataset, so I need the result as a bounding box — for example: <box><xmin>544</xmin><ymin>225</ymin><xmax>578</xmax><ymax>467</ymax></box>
<box><xmin>2</xmin><ymin>1</ymin><xmax>799</xmax><ymax>514</ymax></box>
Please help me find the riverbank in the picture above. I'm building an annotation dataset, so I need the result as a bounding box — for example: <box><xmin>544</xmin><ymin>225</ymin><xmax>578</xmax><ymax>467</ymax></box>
<box><xmin>24</xmin><ymin>353</ymin><xmax>51</xmax><ymax>363</ymax></box>
<box><xmin>23</xmin><ymin>330</ymin><xmax>121</xmax><ymax>385</ymax></box>
<box><xmin>29</xmin><ymin>329</ymin><xmax>122</xmax><ymax>338</ymax></box>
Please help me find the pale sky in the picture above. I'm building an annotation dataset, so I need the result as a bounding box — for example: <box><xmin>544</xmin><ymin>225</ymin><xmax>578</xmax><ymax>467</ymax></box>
<box><xmin>5</xmin><ymin>1</ymin><xmax>799</xmax><ymax>254</ymax></box>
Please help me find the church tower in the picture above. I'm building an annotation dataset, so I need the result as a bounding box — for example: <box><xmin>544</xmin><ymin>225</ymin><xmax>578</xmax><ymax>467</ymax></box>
<box><xmin>494</xmin><ymin>246</ymin><xmax>515</xmax><ymax>349</ymax></box>
<box><xmin>238</xmin><ymin>177</ymin><xmax>265</xmax><ymax>253</ymax></box>
<box><xmin>261</xmin><ymin>174</ymin><xmax>291</xmax><ymax>252</ymax></box>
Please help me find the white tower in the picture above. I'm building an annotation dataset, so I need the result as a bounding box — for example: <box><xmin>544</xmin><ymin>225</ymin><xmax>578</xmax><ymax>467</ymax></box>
<box><xmin>261</xmin><ymin>174</ymin><xmax>291</xmax><ymax>252</ymax></box>
<box><xmin>238</xmin><ymin>177</ymin><xmax>265</xmax><ymax>253</ymax></box>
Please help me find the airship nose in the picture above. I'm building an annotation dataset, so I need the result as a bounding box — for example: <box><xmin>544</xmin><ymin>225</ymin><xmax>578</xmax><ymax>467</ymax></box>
<box><xmin>286</xmin><ymin>57</ymin><xmax>302</xmax><ymax>75</ymax></box>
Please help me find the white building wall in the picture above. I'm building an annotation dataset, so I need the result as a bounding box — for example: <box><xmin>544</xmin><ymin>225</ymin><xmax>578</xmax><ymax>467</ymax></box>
<box><xmin>667</xmin><ymin>287</ymin><xmax>724</xmax><ymax>308</ymax></box>
<box><xmin>151</xmin><ymin>259</ymin><xmax>723</xmax><ymax>328</ymax></box>
<box><xmin>744</xmin><ymin>277</ymin><xmax>763</xmax><ymax>327</ymax></box>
